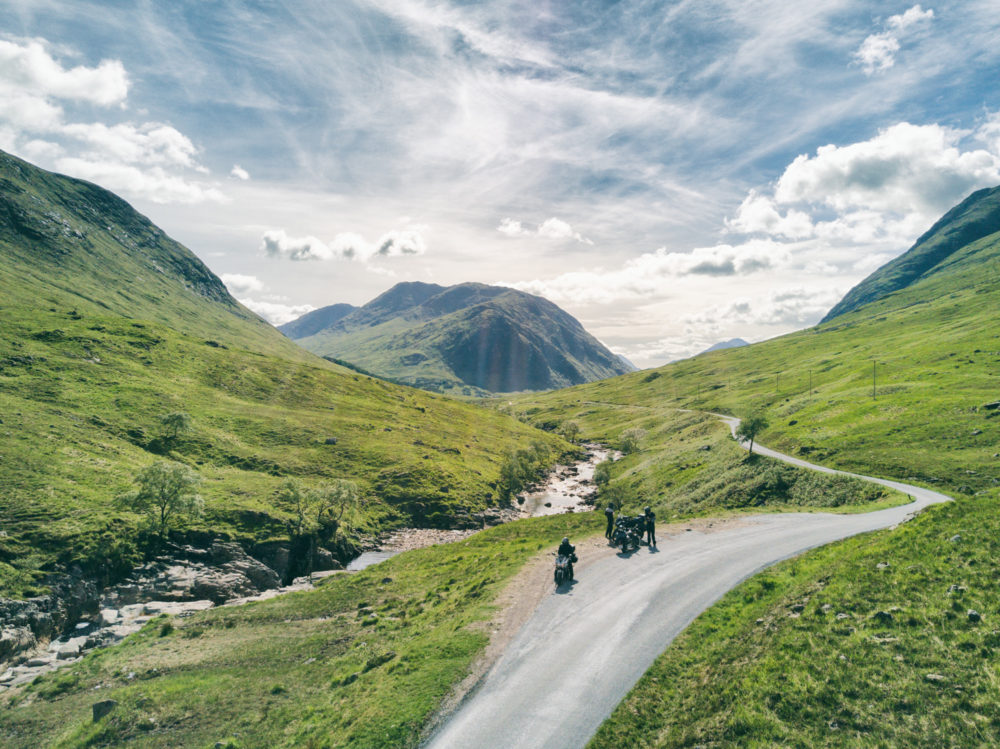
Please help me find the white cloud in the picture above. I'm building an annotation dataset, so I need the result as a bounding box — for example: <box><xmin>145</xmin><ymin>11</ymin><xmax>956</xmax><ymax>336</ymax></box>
<box><xmin>0</xmin><ymin>39</ymin><xmax>128</xmax><ymax>105</ymax></box>
<box><xmin>261</xmin><ymin>229</ymin><xmax>334</xmax><ymax>261</ymax></box>
<box><xmin>726</xmin><ymin>190</ymin><xmax>815</xmax><ymax>239</ymax></box>
<box><xmin>854</xmin><ymin>5</ymin><xmax>934</xmax><ymax>75</ymax></box>
<box><xmin>262</xmin><ymin>227</ymin><xmax>427</xmax><ymax>262</ymax></box>
<box><xmin>497</xmin><ymin>216</ymin><xmax>592</xmax><ymax>244</ymax></box>
<box><xmin>682</xmin><ymin>286</ymin><xmax>845</xmax><ymax>328</ymax></box>
<box><xmin>221</xmin><ymin>273</ymin><xmax>264</xmax><ymax>294</ymax></box>
<box><xmin>238</xmin><ymin>297</ymin><xmax>315</xmax><ymax>325</ymax></box>
<box><xmin>504</xmin><ymin>240</ymin><xmax>787</xmax><ymax>305</ymax></box>
<box><xmin>230</xmin><ymin>164</ymin><xmax>250</xmax><ymax>180</ymax></box>
<box><xmin>774</xmin><ymin>122</ymin><xmax>1000</xmax><ymax>217</ymax></box>
<box><xmin>53</xmin><ymin>157</ymin><xmax>226</xmax><ymax>204</ymax></box>
<box><xmin>0</xmin><ymin>37</ymin><xmax>222</xmax><ymax>204</ymax></box>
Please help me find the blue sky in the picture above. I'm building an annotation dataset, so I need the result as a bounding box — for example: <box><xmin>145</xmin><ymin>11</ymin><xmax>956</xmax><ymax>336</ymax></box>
<box><xmin>1</xmin><ymin>0</ymin><xmax>999</xmax><ymax>364</ymax></box>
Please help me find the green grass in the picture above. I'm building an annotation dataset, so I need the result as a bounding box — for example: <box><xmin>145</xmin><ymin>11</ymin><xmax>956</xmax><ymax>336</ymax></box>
<box><xmin>590</xmin><ymin>493</ymin><xmax>1000</xmax><ymax>748</ymax></box>
<box><xmin>0</xmin><ymin>150</ymin><xmax>570</xmax><ymax>596</ymax></box>
<box><xmin>513</xmin><ymin>231</ymin><xmax>1000</xmax><ymax>513</ymax></box>
<box><xmin>0</xmin><ymin>512</ymin><xmax>602</xmax><ymax>748</ymax></box>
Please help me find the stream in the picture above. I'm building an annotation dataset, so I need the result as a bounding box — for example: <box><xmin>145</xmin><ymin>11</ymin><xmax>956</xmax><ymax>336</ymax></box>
<box><xmin>0</xmin><ymin>445</ymin><xmax>614</xmax><ymax>690</ymax></box>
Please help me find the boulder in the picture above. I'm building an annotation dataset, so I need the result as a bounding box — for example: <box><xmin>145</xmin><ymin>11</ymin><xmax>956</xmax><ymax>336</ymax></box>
<box><xmin>92</xmin><ymin>700</ymin><xmax>118</xmax><ymax>722</ymax></box>
<box><xmin>968</xmin><ymin>609</ymin><xmax>982</xmax><ymax>623</ymax></box>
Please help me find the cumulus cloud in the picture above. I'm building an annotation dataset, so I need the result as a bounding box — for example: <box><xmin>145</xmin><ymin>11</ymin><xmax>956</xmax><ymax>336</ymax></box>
<box><xmin>854</xmin><ymin>5</ymin><xmax>934</xmax><ymax>75</ymax></box>
<box><xmin>0</xmin><ymin>37</ymin><xmax>222</xmax><ymax>204</ymax></box>
<box><xmin>0</xmin><ymin>39</ymin><xmax>128</xmax><ymax>105</ymax></box>
<box><xmin>262</xmin><ymin>228</ymin><xmax>427</xmax><ymax>262</ymax></box>
<box><xmin>497</xmin><ymin>216</ymin><xmax>592</xmax><ymax>245</ymax></box>
<box><xmin>221</xmin><ymin>273</ymin><xmax>264</xmax><ymax>295</ymax></box>
<box><xmin>239</xmin><ymin>298</ymin><xmax>316</xmax><ymax>325</ymax></box>
<box><xmin>683</xmin><ymin>286</ymin><xmax>845</xmax><ymax>328</ymax></box>
<box><xmin>230</xmin><ymin>164</ymin><xmax>250</xmax><ymax>180</ymax></box>
<box><xmin>505</xmin><ymin>240</ymin><xmax>786</xmax><ymax>305</ymax></box>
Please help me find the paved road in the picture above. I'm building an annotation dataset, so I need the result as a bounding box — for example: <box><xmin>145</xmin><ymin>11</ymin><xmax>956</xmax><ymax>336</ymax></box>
<box><xmin>424</xmin><ymin>419</ymin><xmax>951</xmax><ymax>749</ymax></box>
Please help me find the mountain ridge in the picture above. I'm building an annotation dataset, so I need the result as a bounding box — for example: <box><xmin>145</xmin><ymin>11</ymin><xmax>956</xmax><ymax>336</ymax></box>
<box><xmin>283</xmin><ymin>281</ymin><xmax>631</xmax><ymax>393</ymax></box>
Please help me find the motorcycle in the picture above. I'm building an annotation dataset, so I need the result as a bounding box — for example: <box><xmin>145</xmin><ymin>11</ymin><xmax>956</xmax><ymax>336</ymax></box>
<box><xmin>554</xmin><ymin>553</ymin><xmax>574</xmax><ymax>586</ymax></box>
<box><xmin>613</xmin><ymin>516</ymin><xmax>643</xmax><ymax>552</ymax></box>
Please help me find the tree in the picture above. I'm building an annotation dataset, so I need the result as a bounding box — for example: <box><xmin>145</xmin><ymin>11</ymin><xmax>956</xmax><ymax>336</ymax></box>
<box><xmin>118</xmin><ymin>460</ymin><xmax>203</xmax><ymax>537</ymax></box>
<box><xmin>736</xmin><ymin>411</ymin><xmax>770</xmax><ymax>455</ymax></box>
<box><xmin>559</xmin><ymin>420</ymin><xmax>581</xmax><ymax>443</ymax></box>
<box><xmin>593</xmin><ymin>460</ymin><xmax>612</xmax><ymax>488</ymax></box>
<box><xmin>277</xmin><ymin>478</ymin><xmax>362</xmax><ymax>543</ymax></box>
<box><xmin>160</xmin><ymin>411</ymin><xmax>192</xmax><ymax>442</ymax></box>
<box><xmin>620</xmin><ymin>427</ymin><xmax>646</xmax><ymax>454</ymax></box>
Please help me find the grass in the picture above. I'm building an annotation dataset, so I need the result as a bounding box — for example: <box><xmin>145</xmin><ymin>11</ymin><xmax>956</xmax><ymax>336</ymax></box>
<box><xmin>0</xmin><ymin>150</ymin><xmax>570</xmax><ymax>597</ymax></box>
<box><xmin>0</xmin><ymin>512</ymin><xmax>602</xmax><ymax>748</ymax></box>
<box><xmin>590</xmin><ymin>493</ymin><xmax>1000</xmax><ymax>748</ymax></box>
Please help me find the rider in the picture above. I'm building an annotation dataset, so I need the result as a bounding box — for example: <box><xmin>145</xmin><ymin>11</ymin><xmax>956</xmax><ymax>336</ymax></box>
<box><xmin>558</xmin><ymin>537</ymin><xmax>578</xmax><ymax>579</ymax></box>
<box><xmin>604</xmin><ymin>504</ymin><xmax>615</xmax><ymax>540</ymax></box>
<box><xmin>644</xmin><ymin>506</ymin><xmax>656</xmax><ymax>548</ymax></box>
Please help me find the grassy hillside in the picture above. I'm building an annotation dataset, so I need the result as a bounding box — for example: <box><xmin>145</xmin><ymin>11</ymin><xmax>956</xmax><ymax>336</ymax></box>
<box><xmin>0</xmin><ymin>513</ymin><xmax>603</xmax><ymax>748</ymax></box>
<box><xmin>823</xmin><ymin>185</ymin><xmax>1000</xmax><ymax>321</ymax></box>
<box><xmin>0</xmin><ymin>151</ymin><xmax>566</xmax><ymax>597</ymax></box>
<box><xmin>513</xmin><ymin>228</ymin><xmax>1000</xmax><ymax>517</ymax></box>
<box><xmin>289</xmin><ymin>282</ymin><xmax>632</xmax><ymax>395</ymax></box>
<box><xmin>591</xmin><ymin>492</ymin><xmax>1000</xmax><ymax>748</ymax></box>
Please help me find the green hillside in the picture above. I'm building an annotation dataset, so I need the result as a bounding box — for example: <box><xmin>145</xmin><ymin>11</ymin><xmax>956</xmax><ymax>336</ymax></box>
<box><xmin>285</xmin><ymin>281</ymin><xmax>632</xmax><ymax>395</ymax></box>
<box><xmin>822</xmin><ymin>185</ymin><xmax>1000</xmax><ymax>322</ymax></box>
<box><xmin>0</xmin><ymin>150</ymin><xmax>566</xmax><ymax>598</ymax></box>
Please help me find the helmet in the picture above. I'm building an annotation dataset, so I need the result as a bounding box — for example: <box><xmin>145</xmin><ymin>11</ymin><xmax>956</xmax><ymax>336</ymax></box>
<box><xmin>644</xmin><ymin>506</ymin><xmax>651</xmax><ymax>514</ymax></box>
<box><xmin>562</xmin><ymin>537</ymin><xmax>569</xmax><ymax>545</ymax></box>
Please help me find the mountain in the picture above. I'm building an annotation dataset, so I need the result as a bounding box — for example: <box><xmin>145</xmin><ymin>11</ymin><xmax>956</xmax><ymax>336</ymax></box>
<box><xmin>822</xmin><ymin>185</ymin><xmax>1000</xmax><ymax>322</ymax></box>
<box><xmin>283</xmin><ymin>281</ymin><xmax>633</xmax><ymax>393</ymax></box>
<box><xmin>0</xmin><ymin>150</ymin><xmax>562</xmax><ymax>598</ymax></box>
<box><xmin>699</xmin><ymin>338</ymin><xmax>749</xmax><ymax>355</ymax></box>
<box><xmin>278</xmin><ymin>303</ymin><xmax>357</xmax><ymax>339</ymax></box>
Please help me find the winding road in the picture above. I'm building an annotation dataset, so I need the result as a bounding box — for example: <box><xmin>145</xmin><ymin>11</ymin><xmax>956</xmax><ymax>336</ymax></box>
<box><xmin>424</xmin><ymin>416</ymin><xmax>952</xmax><ymax>749</ymax></box>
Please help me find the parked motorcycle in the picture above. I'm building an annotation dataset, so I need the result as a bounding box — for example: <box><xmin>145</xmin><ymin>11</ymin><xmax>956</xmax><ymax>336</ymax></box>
<box><xmin>613</xmin><ymin>515</ymin><xmax>643</xmax><ymax>552</ymax></box>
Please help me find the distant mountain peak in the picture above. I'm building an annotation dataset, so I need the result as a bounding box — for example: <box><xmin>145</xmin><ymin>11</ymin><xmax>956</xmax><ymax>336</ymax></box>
<box><xmin>281</xmin><ymin>281</ymin><xmax>632</xmax><ymax>393</ymax></box>
<box><xmin>699</xmin><ymin>338</ymin><xmax>749</xmax><ymax>355</ymax></box>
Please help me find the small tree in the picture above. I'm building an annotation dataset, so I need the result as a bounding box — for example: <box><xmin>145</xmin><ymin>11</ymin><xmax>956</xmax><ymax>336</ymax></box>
<box><xmin>736</xmin><ymin>411</ymin><xmax>770</xmax><ymax>455</ymax></box>
<box><xmin>118</xmin><ymin>460</ymin><xmax>203</xmax><ymax>537</ymax></box>
<box><xmin>160</xmin><ymin>411</ymin><xmax>192</xmax><ymax>442</ymax></box>
<box><xmin>593</xmin><ymin>460</ymin><xmax>612</xmax><ymax>488</ymax></box>
<box><xmin>620</xmin><ymin>427</ymin><xmax>646</xmax><ymax>454</ymax></box>
<box><xmin>277</xmin><ymin>479</ymin><xmax>361</xmax><ymax>543</ymax></box>
<box><xmin>559</xmin><ymin>420</ymin><xmax>581</xmax><ymax>443</ymax></box>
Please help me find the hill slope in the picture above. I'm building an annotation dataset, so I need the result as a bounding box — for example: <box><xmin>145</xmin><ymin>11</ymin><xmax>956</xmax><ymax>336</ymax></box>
<box><xmin>283</xmin><ymin>281</ymin><xmax>632</xmax><ymax>394</ymax></box>
<box><xmin>0</xmin><ymin>150</ymin><xmax>565</xmax><ymax>598</ymax></box>
<box><xmin>822</xmin><ymin>184</ymin><xmax>1000</xmax><ymax>321</ymax></box>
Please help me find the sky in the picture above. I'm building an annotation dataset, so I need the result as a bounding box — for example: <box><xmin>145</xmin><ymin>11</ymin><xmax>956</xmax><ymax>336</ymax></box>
<box><xmin>1</xmin><ymin>0</ymin><xmax>999</xmax><ymax>366</ymax></box>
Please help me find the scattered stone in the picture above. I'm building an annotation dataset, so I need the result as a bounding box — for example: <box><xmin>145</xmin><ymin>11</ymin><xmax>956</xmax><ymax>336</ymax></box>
<box><xmin>983</xmin><ymin>401</ymin><xmax>1000</xmax><ymax>411</ymax></box>
<box><xmin>324</xmin><ymin>437</ymin><xmax>338</xmax><ymax>445</ymax></box>
<box><xmin>925</xmin><ymin>673</ymin><xmax>946</xmax><ymax>683</ymax></box>
<box><xmin>755</xmin><ymin>618</ymin><xmax>765</xmax><ymax>625</ymax></box>
<box><xmin>876</xmin><ymin>562</ymin><xmax>890</xmax><ymax>569</ymax></box>
<box><xmin>949</xmin><ymin>534</ymin><xmax>962</xmax><ymax>543</ymax></box>
<box><xmin>968</xmin><ymin>609</ymin><xmax>982</xmax><ymax>623</ymax></box>
<box><xmin>972</xmin><ymin>430</ymin><xmax>983</xmax><ymax>436</ymax></box>
<box><xmin>791</xmin><ymin>604</ymin><xmax>805</xmax><ymax>613</ymax></box>
<box><xmin>92</xmin><ymin>699</ymin><xmax>117</xmax><ymax>722</ymax></box>
<box><xmin>699</xmin><ymin>445</ymin><xmax>711</xmax><ymax>451</ymax></box>
<box><xmin>836</xmin><ymin>613</ymin><xmax>850</xmax><ymax>620</ymax></box>
<box><xmin>872</xmin><ymin>610</ymin><xmax>893</xmax><ymax>623</ymax></box>
<box><xmin>821</xmin><ymin>604</ymin><xmax>832</xmax><ymax>612</ymax></box>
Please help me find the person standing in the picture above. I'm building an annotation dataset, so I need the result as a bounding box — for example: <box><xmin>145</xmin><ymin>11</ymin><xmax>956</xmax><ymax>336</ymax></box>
<box><xmin>644</xmin><ymin>506</ymin><xmax>656</xmax><ymax>548</ymax></box>
<box><xmin>604</xmin><ymin>504</ymin><xmax>615</xmax><ymax>540</ymax></box>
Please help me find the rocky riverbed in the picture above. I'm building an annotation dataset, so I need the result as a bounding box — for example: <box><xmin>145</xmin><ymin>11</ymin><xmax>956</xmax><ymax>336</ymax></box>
<box><xmin>1</xmin><ymin>445</ymin><xmax>616</xmax><ymax>691</ymax></box>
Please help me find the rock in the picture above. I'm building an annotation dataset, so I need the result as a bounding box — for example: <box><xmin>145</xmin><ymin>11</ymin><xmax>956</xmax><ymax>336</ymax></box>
<box><xmin>699</xmin><ymin>445</ymin><xmax>711</xmax><ymax>451</ymax></box>
<box><xmin>925</xmin><ymin>673</ymin><xmax>946</xmax><ymax>683</ymax></box>
<box><xmin>949</xmin><ymin>534</ymin><xmax>962</xmax><ymax>543</ymax></box>
<box><xmin>876</xmin><ymin>562</ymin><xmax>890</xmax><ymax>569</ymax></box>
<box><xmin>836</xmin><ymin>613</ymin><xmax>850</xmax><ymax>620</ymax></box>
<box><xmin>0</xmin><ymin>627</ymin><xmax>35</xmax><ymax>661</ymax></box>
<box><xmin>872</xmin><ymin>610</ymin><xmax>893</xmax><ymax>624</ymax></box>
<box><xmin>324</xmin><ymin>437</ymin><xmax>338</xmax><ymax>445</ymax></box>
<box><xmin>972</xmin><ymin>429</ymin><xmax>983</xmax><ymax>436</ymax></box>
<box><xmin>983</xmin><ymin>401</ymin><xmax>1000</xmax><ymax>410</ymax></box>
<box><xmin>92</xmin><ymin>699</ymin><xmax>117</xmax><ymax>722</ymax></box>
<box><xmin>99</xmin><ymin>609</ymin><xmax>120</xmax><ymax>626</ymax></box>
<box><xmin>968</xmin><ymin>609</ymin><xmax>982</xmax><ymax>623</ymax></box>
<box><xmin>821</xmin><ymin>604</ymin><xmax>832</xmax><ymax>612</ymax></box>
<box><xmin>56</xmin><ymin>642</ymin><xmax>81</xmax><ymax>659</ymax></box>
<box><xmin>25</xmin><ymin>656</ymin><xmax>53</xmax><ymax>667</ymax></box>
<box><xmin>948</xmin><ymin>584</ymin><xmax>967</xmax><ymax>595</ymax></box>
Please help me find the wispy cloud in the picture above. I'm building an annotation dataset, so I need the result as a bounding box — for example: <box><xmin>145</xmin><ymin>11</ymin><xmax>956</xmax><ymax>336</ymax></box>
<box><xmin>854</xmin><ymin>5</ymin><xmax>935</xmax><ymax>75</ymax></box>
